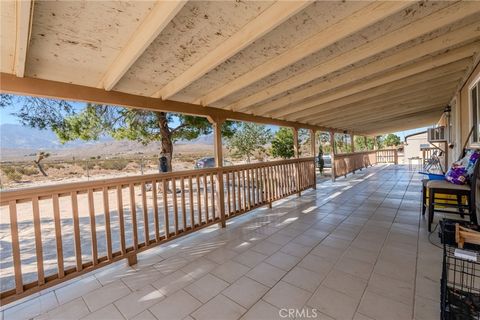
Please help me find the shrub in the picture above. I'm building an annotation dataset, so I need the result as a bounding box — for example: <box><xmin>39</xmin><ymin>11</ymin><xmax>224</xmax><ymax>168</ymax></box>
<box><xmin>1</xmin><ymin>166</ymin><xmax>23</xmax><ymax>181</ymax></box>
<box><xmin>16</xmin><ymin>166</ymin><xmax>39</xmax><ymax>176</ymax></box>
<box><xmin>98</xmin><ymin>159</ymin><xmax>129</xmax><ymax>171</ymax></box>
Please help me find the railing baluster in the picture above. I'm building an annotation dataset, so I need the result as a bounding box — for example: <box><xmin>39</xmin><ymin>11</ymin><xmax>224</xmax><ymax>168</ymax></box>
<box><xmin>152</xmin><ymin>181</ymin><xmax>160</xmax><ymax>242</ymax></box>
<box><xmin>32</xmin><ymin>196</ymin><xmax>45</xmax><ymax>285</ymax></box>
<box><xmin>129</xmin><ymin>184</ymin><xmax>138</xmax><ymax>250</ymax></box>
<box><xmin>116</xmin><ymin>186</ymin><xmax>126</xmax><ymax>255</ymax></box>
<box><xmin>162</xmin><ymin>179</ymin><xmax>170</xmax><ymax>238</ymax></box>
<box><xmin>103</xmin><ymin>187</ymin><xmax>113</xmax><ymax>260</ymax></box>
<box><xmin>141</xmin><ymin>182</ymin><xmax>149</xmax><ymax>245</ymax></box>
<box><xmin>203</xmin><ymin>174</ymin><xmax>209</xmax><ymax>222</ymax></box>
<box><xmin>189</xmin><ymin>176</ymin><xmax>194</xmax><ymax>228</ymax></box>
<box><xmin>196</xmin><ymin>175</ymin><xmax>202</xmax><ymax>224</ymax></box>
<box><xmin>52</xmin><ymin>194</ymin><xmax>64</xmax><ymax>278</ymax></box>
<box><xmin>181</xmin><ymin>177</ymin><xmax>187</xmax><ymax>231</ymax></box>
<box><xmin>242</xmin><ymin>170</ymin><xmax>247</xmax><ymax>211</ymax></box>
<box><xmin>9</xmin><ymin>201</ymin><xmax>23</xmax><ymax>294</ymax></box>
<box><xmin>172</xmin><ymin>178</ymin><xmax>179</xmax><ymax>234</ymax></box>
<box><xmin>226</xmin><ymin>171</ymin><xmax>231</xmax><ymax>215</ymax></box>
<box><xmin>232</xmin><ymin>170</ymin><xmax>237</xmax><ymax>214</ymax></box>
<box><xmin>87</xmin><ymin>189</ymin><xmax>98</xmax><ymax>265</ymax></box>
<box><xmin>71</xmin><ymin>191</ymin><xmax>82</xmax><ymax>271</ymax></box>
<box><xmin>246</xmin><ymin>168</ymin><xmax>251</xmax><ymax>210</ymax></box>
<box><xmin>210</xmin><ymin>173</ymin><xmax>215</xmax><ymax>220</ymax></box>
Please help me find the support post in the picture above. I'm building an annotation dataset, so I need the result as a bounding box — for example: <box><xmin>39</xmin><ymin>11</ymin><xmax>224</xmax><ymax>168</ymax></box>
<box><xmin>293</xmin><ymin>127</ymin><xmax>301</xmax><ymax>196</ymax></box>
<box><xmin>351</xmin><ymin>133</ymin><xmax>355</xmax><ymax>153</ymax></box>
<box><xmin>209</xmin><ymin>116</ymin><xmax>226</xmax><ymax>228</ymax></box>
<box><xmin>330</xmin><ymin>130</ymin><xmax>336</xmax><ymax>181</ymax></box>
<box><xmin>310</xmin><ymin>129</ymin><xmax>317</xmax><ymax>189</ymax></box>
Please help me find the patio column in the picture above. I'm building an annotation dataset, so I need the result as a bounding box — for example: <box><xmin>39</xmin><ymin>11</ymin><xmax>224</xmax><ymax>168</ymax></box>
<box><xmin>310</xmin><ymin>129</ymin><xmax>317</xmax><ymax>190</ymax></box>
<box><xmin>293</xmin><ymin>127</ymin><xmax>301</xmax><ymax>196</ymax></box>
<box><xmin>208</xmin><ymin>116</ymin><xmax>226</xmax><ymax>228</ymax></box>
<box><xmin>330</xmin><ymin>130</ymin><xmax>336</xmax><ymax>181</ymax></box>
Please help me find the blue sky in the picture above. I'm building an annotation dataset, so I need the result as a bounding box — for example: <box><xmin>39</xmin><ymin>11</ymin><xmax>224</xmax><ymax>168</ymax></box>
<box><xmin>0</xmin><ymin>98</ymin><xmax>427</xmax><ymax>140</ymax></box>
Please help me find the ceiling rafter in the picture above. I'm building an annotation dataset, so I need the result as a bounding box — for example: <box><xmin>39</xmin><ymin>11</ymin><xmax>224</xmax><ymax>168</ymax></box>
<box><xmin>98</xmin><ymin>0</ymin><xmax>187</xmax><ymax>91</ymax></box>
<box><xmin>152</xmin><ymin>0</ymin><xmax>313</xmax><ymax>100</ymax></box>
<box><xmin>194</xmin><ymin>1</ymin><xmax>411</xmax><ymax>106</ymax></box>
<box><xmin>227</xmin><ymin>1</ymin><xmax>480</xmax><ymax>112</ymax></box>
<box><xmin>14</xmin><ymin>0</ymin><xmax>34</xmax><ymax>77</ymax></box>
<box><xmin>248</xmin><ymin>22</ymin><xmax>480</xmax><ymax>116</ymax></box>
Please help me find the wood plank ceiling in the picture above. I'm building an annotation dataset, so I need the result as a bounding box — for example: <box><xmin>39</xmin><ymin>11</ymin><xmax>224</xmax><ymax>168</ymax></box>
<box><xmin>1</xmin><ymin>0</ymin><xmax>479</xmax><ymax>135</ymax></box>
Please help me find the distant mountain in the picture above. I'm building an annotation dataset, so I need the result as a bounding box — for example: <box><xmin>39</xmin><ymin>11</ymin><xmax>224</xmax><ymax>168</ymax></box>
<box><xmin>0</xmin><ymin>124</ymin><xmax>215</xmax><ymax>161</ymax></box>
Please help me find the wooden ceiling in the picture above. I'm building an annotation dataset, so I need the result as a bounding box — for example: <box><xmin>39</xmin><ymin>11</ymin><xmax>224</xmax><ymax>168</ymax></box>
<box><xmin>1</xmin><ymin>0</ymin><xmax>479</xmax><ymax>135</ymax></box>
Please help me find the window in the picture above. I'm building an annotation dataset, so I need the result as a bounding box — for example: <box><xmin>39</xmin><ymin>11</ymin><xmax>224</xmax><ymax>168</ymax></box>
<box><xmin>471</xmin><ymin>80</ymin><xmax>480</xmax><ymax>145</ymax></box>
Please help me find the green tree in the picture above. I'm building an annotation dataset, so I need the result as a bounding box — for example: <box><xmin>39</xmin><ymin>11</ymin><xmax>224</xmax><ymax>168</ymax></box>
<box><xmin>227</xmin><ymin>122</ymin><xmax>271</xmax><ymax>163</ymax></box>
<box><xmin>271</xmin><ymin>127</ymin><xmax>296</xmax><ymax>159</ymax></box>
<box><xmin>383</xmin><ymin>133</ymin><xmax>401</xmax><ymax>147</ymax></box>
<box><xmin>1</xmin><ymin>94</ymin><xmax>235</xmax><ymax>171</ymax></box>
<box><xmin>354</xmin><ymin>136</ymin><xmax>376</xmax><ymax>151</ymax></box>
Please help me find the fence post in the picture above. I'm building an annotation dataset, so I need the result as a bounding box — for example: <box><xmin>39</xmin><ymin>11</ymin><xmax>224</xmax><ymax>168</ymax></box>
<box><xmin>209</xmin><ymin>116</ymin><xmax>226</xmax><ymax>228</ymax></box>
<box><xmin>330</xmin><ymin>130</ymin><xmax>336</xmax><ymax>182</ymax></box>
<box><xmin>293</xmin><ymin>127</ymin><xmax>301</xmax><ymax>196</ymax></box>
<box><xmin>310</xmin><ymin>129</ymin><xmax>317</xmax><ymax>190</ymax></box>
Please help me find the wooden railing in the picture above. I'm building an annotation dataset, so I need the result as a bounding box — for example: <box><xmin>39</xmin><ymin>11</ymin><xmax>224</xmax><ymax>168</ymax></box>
<box><xmin>333</xmin><ymin>149</ymin><xmax>398</xmax><ymax>179</ymax></box>
<box><xmin>0</xmin><ymin>157</ymin><xmax>315</xmax><ymax>304</ymax></box>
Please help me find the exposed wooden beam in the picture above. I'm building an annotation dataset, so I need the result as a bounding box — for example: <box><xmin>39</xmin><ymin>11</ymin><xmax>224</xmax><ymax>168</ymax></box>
<box><xmin>14</xmin><ymin>0</ymin><xmax>34</xmax><ymax>77</ymax></box>
<box><xmin>295</xmin><ymin>66</ymin><xmax>468</xmax><ymax>122</ymax></box>
<box><xmin>98</xmin><ymin>0</ymin><xmax>187</xmax><ymax>91</ymax></box>
<box><xmin>153</xmin><ymin>1</ymin><xmax>313</xmax><ymax>100</ymax></box>
<box><xmin>228</xmin><ymin>2</ymin><xmax>480</xmax><ymax>112</ymax></box>
<box><xmin>271</xmin><ymin>45</ymin><xmax>476</xmax><ymax>119</ymax></box>
<box><xmin>301</xmin><ymin>71</ymin><xmax>464</xmax><ymax>123</ymax></box>
<box><xmin>195</xmin><ymin>1</ymin><xmax>411</xmax><ymax>106</ymax></box>
<box><xmin>250</xmin><ymin>22</ymin><xmax>480</xmax><ymax>116</ymax></box>
<box><xmin>325</xmin><ymin>94</ymin><xmax>452</xmax><ymax>128</ymax></box>
<box><xmin>0</xmin><ymin>73</ymin><xmax>339</xmax><ymax>133</ymax></box>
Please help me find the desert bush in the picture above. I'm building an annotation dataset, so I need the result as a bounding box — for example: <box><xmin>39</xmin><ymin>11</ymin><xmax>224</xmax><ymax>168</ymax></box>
<box><xmin>98</xmin><ymin>159</ymin><xmax>129</xmax><ymax>171</ymax></box>
<box><xmin>1</xmin><ymin>166</ymin><xmax>23</xmax><ymax>181</ymax></box>
<box><xmin>16</xmin><ymin>166</ymin><xmax>39</xmax><ymax>176</ymax></box>
<box><xmin>44</xmin><ymin>163</ymin><xmax>65</xmax><ymax>170</ymax></box>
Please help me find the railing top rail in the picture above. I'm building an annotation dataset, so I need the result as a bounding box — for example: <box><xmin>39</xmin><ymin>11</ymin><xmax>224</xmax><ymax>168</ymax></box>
<box><xmin>334</xmin><ymin>151</ymin><xmax>376</xmax><ymax>158</ymax></box>
<box><xmin>0</xmin><ymin>157</ymin><xmax>315</xmax><ymax>202</ymax></box>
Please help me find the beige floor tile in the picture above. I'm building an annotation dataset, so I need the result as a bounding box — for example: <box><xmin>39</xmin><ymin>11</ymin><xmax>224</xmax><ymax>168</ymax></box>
<box><xmin>374</xmin><ymin>259</ymin><xmax>415</xmax><ymax>284</ymax></box>
<box><xmin>94</xmin><ymin>263</ymin><xmax>136</xmax><ymax>286</ymax></box>
<box><xmin>222</xmin><ymin>277</ymin><xmax>269</xmax><ymax>309</ymax></box>
<box><xmin>368</xmin><ymin>273</ymin><xmax>414</xmax><ymax>306</ymax></box>
<box><xmin>246</xmin><ymin>262</ymin><xmax>287</xmax><ymax>287</ymax></box>
<box><xmin>54</xmin><ymin>276</ymin><xmax>102</xmax><ymax>305</ymax></box>
<box><xmin>151</xmin><ymin>270</ymin><xmax>194</xmax><ymax>296</ymax></box>
<box><xmin>181</xmin><ymin>257</ymin><xmax>218</xmax><ymax>280</ymax></box>
<box><xmin>114</xmin><ymin>285</ymin><xmax>165</xmax><ymax>319</ymax></box>
<box><xmin>34</xmin><ymin>298</ymin><xmax>89</xmax><ymax>320</ymax></box>
<box><xmin>153</xmin><ymin>256</ymin><xmax>189</xmax><ymax>275</ymax></box>
<box><xmin>130</xmin><ymin>310</ymin><xmax>157</xmax><ymax>320</ymax></box>
<box><xmin>185</xmin><ymin>274</ymin><xmax>229</xmax><ymax>303</ymax></box>
<box><xmin>82</xmin><ymin>304</ymin><xmax>124</xmax><ymax>320</ymax></box>
<box><xmin>3</xmin><ymin>292</ymin><xmax>58</xmax><ymax>320</ymax></box>
<box><xmin>191</xmin><ymin>294</ymin><xmax>246</xmax><ymax>320</ymax></box>
<box><xmin>282</xmin><ymin>266</ymin><xmax>325</xmax><ymax>293</ymax></box>
<box><xmin>240</xmin><ymin>300</ymin><xmax>282</xmax><ymax>320</ymax></box>
<box><xmin>149</xmin><ymin>290</ymin><xmax>201</xmax><ymax>320</ymax></box>
<box><xmin>205</xmin><ymin>247</ymin><xmax>238</xmax><ymax>264</ymax></box>
<box><xmin>233</xmin><ymin>250</ymin><xmax>268</xmax><ymax>268</ymax></box>
<box><xmin>415</xmin><ymin>273</ymin><xmax>440</xmax><ymax>302</ymax></box>
<box><xmin>353</xmin><ymin>313</ymin><xmax>375</xmax><ymax>320</ymax></box>
<box><xmin>280</xmin><ymin>242</ymin><xmax>311</xmax><ymax>258</ymax></box>
<box><xmin>211</xmin><ymin>260</ymin><xmax>250</xmax><ymax>283</ymax></box>
<box><xmin>298</xmin><ymin>254</ymin><xmax>334</xmax><ymax>276</ymax></box>
<box><xmin>343</xmin><ymin>246</ymin><xmax>379</xmax><ymax>264</ymax></box>
<box><xmin>263</xmin><ymin>281</ymin><xmax>312</xmax><ymax>309</ymax></box>
<box><xmin>358</xmin><ymin>290</ymin><xmax>412</xmax><ymax>320</ymax></box>
<box><xmin>251</xmin><ymin>241</ymin><xmax>282</xmax><ymax>256</ymax></box>
<box><xmin>307</xmin><ymin>285</ymin><xmax>359</xmax><ymax>320</ymax></box>
<box><xmin>323</xmin><ymin>269</ymin><xmax>367</xmax><ymax>300</ymax></box>
<box><xmin>310</xmin><ymin>245</ymin><xmax>343</xmax><ymax>263</ymax></box>
<box><xmin>320</xmin><ymin>236</ymin><xmax>351</xmax><ymax>250</ymax></box>
<box><xmin>267</xmin><ymin>233</ymin><xmax>294</xmax><ymax>246</ymax></box>
<box><xmin>121</xmin><ymin>267</ymin><xmax>163</xmax><ymax>291</ymax></box>
<box><xmin>414</xmin><ymin>295</ymin><xmax>440</xmax><ymax>320</ymax></box>
<box><xmin>264</xmin><ymin>251</ymin><xmax>300</xmax><ymax>271</ymax></box>
<box><xmin>335</xmin><ymin>257</ymin><xmax>374</xmax><ymax>280</ymax></box>
<box><xmin>83</xmin><ymin>280</ymin><xmax>131</xmax><ymax>312</ymax></box>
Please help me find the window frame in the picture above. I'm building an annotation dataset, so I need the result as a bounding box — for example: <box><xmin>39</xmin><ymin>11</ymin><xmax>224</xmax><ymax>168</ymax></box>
<box><xmin>469</xmin><ymin>75</ymin><xmax>480</xmax><ymax>147</ymax></box>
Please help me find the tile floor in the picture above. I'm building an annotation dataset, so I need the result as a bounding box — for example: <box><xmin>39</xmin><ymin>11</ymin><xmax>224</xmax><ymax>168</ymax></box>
<box><xmin>0</xmin><ymin>164</ymin><xmax>444</xmax><ymax>320</ymax></box>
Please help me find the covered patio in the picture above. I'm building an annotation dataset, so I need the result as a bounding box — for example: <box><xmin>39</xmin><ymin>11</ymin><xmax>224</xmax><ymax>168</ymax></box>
<box><xmin>1</xmin><ymin>0</ymin><xmax>479</xmax><ymax>319</ymax></box>
<box><xmin>1</xmin><ymin>165</ymin><xmax>441</xmax><ymax>320</ymax></box>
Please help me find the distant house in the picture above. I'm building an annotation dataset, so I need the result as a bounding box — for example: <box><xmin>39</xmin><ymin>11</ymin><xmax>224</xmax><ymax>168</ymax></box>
<box><xmin>403</xmin><ymin>131</ymin><xmax>434</xmax><ymax>164</ymax></box>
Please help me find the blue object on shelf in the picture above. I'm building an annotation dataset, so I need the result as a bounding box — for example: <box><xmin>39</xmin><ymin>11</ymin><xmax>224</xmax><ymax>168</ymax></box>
<box><xmin>418</xmin><ymin>172</ymin><xmax>445</xmax><ymax>180</ymax></box>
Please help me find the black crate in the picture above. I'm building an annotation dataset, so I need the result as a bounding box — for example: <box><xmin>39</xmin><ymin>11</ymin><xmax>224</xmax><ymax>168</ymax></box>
<box><xmin>441</xmin><ymin>221</ymin><xmax>480</xmax><ymax>320</ymax></box>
